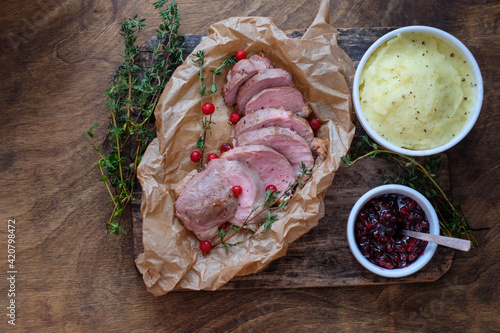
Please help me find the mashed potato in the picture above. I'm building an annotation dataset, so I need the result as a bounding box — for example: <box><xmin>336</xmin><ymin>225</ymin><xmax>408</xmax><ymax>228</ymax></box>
<box><xmin>359</xmin><ymin>32</ymin><xmax>477</xmax><ymax>150</ymax></box>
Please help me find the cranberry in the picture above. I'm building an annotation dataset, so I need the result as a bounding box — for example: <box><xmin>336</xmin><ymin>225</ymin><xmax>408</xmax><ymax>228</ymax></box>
<box><xmin>407</xmin><ymin>200</ymin><xmax>416</xmax><ymax>211</ymax></box>
<box><xmin>236</xmin><ymin>50</ymin><xmax>247</xmax><ymax>61</ymax></box>
<box><xmin>202</xmin><ymin>103</ymin><xmax>215</xmax><ymax>115</ymax></box>
<box><xmin>309</xmin><ymin>118</ymin><xmax>321</xmax><ymax>130</ymax></box>
<box><xmin>190</xmin><ymin>151</ymin><xmax>202</xmax><ymax>162</ymax></box>
<box><xmin>207</xmin><ymin>153</ymin><xmax>218</xmax><ymax>161</ymax></box>
<box><xmin>354</xmin><ymin>193</ymin><xmax>429</xmax><ymax>269</ymax></box>
<box><xmin>220</xmin><ymin>143</ymin><xmax>233</xmax><ymax>153</ymax></box>
<box><xmin>232</xmin><ymin>185</ymin><xmax>242</xmax><ymax>196</ymax></box>
<box><xmin>384</xmin><ymin>261</ymin><xmax>394</xmax><ymax>269</ymax></box>
<box><xmin>266</xmin><ymin>184</ymin><xmax>277</xmax><ymax>194</ymax></box>
<box><xmin>364</xmin><ymin>220</ymin><xmax>374</xmax><ymax>229</ymax></box>
<box><xmin>199</xmin><ymin>240</ymin><xmax>212</xmax><ymax>253</ymax></box>
<box><xmin>218</xmin><ymin>222</ymin><xmax>228</xmax><ymax>230</ymax></box>
<box><xmin>229</xmin><ymin>112</ymin><xmax>241</xmax><ymax>124</ymax></box>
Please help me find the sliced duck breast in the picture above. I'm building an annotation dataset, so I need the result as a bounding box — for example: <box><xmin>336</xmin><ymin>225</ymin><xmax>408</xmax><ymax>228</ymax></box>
<box><xmin>236</xmin><ymin>127</ymin><xmax>314</xmax><ymax>175</ymax></box>
<box><xmin>175</xmin><ymin>159</ymin><xmax>238</xmax><ymax>241</ymax></box>
<box><xmin>235</xmin><ymin>108</ymin><xmax>314</xmax><ymax>146</ymax></box>
<box><xmin>236</xmin><ymin>69</ymin><xmax>295</xmax><ymax>115</ymax></box>
<box><xmin>244</xmin><ymin>87</ymin><xmax>312</xmax><ymax>118</ymax></box>
<box><xmin>174</xmin><ymin>169</ymin><xmax>198</xmax><ymax>197</ymax></box>
<box><xmin>224</xmin><ymin>159</ymin><xmax>266</xmax><ymax>227</ymax></box>
<box><xmin>222</xmin><ymin>54</ymin><xmax>273</xmax><ymax>106</ymax></box>
<box><xmin>221</xmin><ymin>145</ymin><xmax>296</xmax><ymax>195</ymax></box>
<box><xmin>175</xmin><ymin>158</ymin><xmax>266</xmax><ymax>239</ymax></box>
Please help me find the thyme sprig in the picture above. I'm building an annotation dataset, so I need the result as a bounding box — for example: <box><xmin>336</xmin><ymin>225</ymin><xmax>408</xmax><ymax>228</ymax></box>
<box><xmin>85</xmin><ymin>0</ymin><xmax>184</xmax><ymax>235</ymax></box>
<box><xmin>192</xmin><ymin>52</ymin><xmax>237</xmax><ymax>170</ymax></box>
<box><xmin>210</xmin><ymin>55</ymin><xmax>237</xmax><ymax>94</ymax></box>
<box><xmin>213</xmin><ymin>162</ymin><xmax>313</xmax><ymax>249</ymax></box>
<box><xmin>341</xmin><ymin>135</ymin><xmax>477</xmax><ymax>245</ymax></box>
<box><xmin>192</xmin><ymin>50</ymin><xmax>213</xmax><ymax>169</ymax></box>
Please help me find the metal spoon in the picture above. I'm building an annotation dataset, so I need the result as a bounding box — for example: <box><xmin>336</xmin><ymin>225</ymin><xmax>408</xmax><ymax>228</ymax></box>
<box><xmin>400</xmin><ymin>229</ymin><xmax>471</xmax><ymax>252</ymax></box>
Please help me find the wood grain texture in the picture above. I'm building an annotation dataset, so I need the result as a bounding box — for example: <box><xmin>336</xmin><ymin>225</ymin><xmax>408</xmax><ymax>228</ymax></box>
<box><xmin>1</xmin><ymin>0</ymin><xmax>499</xmax><ymax>331</ymax></box>
<box><xmin>132</xmin><ymin>29</ymin><xmax>454</xmax><ymax>289</ymax></box>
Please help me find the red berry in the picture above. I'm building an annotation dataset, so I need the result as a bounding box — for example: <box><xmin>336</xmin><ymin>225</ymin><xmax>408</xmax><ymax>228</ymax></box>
<box><xmin>202</xmin><ymin>103</ymin><xmax>215</xmax><ymax>115</ymax></box>
<box><xmin>232</xmin><ymin>185</ymin><xmax>242</xmax><ymax>196</ymax></box>
<box><xmin>266</xmin><ymin>184</ymin><xmax>277</xmax><ymax>193</ymax></box>
<box><xmin>229</xmin><ymin>112</ymin><xmax>241</xmax><ymax>124</ymax></box>
<box><xmin>190</xmin><ymin>151</ymin><xmax>202</xmax><ymax>162</ymax></box>
<box><xmin>218</xmin><ymin>222</ymin><xmax>228</xmax><ymax>230</ymax></box>
<box><xmin>220</xmin><ymin>143</ymin><xmax>234</xmax><ymax>153</ymax></box>
<box><xmin>199</xmin><ymin>240</ymin><xmax>212</xmax><ymax>253</ymax></box>
<box><xmin>309</xmin><ymin>118</ymin><xmax>321</xmax><ymax>130</ymax></box>
<box><xmin>207</xmin><ymin>153</ymin><xmax>219</xmax><ymax>161</ymax></box>
<box><xmin>236</xmin><ymin>50</ymin><xmax>247</xmax><ymax>61</ymax></box>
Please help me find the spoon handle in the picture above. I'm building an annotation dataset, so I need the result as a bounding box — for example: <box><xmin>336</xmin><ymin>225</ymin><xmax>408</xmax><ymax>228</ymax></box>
<box><xmin>401</xmin><ymin>230</ymin><xmax>471</xmax><ymax>252</ymax></box>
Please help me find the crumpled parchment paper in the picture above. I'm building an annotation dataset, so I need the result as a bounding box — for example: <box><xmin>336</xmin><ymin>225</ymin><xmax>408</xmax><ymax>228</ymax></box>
<box><xmin>135</xmin><ymin>0</ymin><xmax>355</xmax><ymax>296</ymax></box>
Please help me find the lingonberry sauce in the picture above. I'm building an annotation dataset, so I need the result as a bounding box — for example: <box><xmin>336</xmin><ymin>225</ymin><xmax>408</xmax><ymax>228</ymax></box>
<box><xmin>355</xmin><ymin>194</ymin><xmax>430</xmax><ymax>269</ymax></box>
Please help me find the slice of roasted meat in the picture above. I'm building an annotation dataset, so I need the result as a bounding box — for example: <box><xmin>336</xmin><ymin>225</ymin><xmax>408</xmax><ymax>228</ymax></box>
<box><xmin>222</xmin><ymin>54</ymin><xmax>273</xmax><ymax>106</ymax></box>
<box><xmin>236</xmin><ymin>127</ymin><xmax>314</xmax><ymax>175</ymax></box>
<box><xmin>244</xmin><ymin>87</ymin><xmax>312</xmax><ymax>118</ymax></box>
<box><xmin>221</xmin><ymin>145</ymin><xmax>296</xmax><ymax>195</ymax></box>
<box><xmin>235</xmin><ymin>108</ymin><xmax>314</xmax><ymax>146</ymax></box>
<box><xmin>175</xmin><ymin>159</ymin><xmax>266</xmax><ymax>240</ymax></box>
<box><xmin>224</xmin><ymin>159</ymin><xmax>266</xmax><ymax>228</ymax></box>
<box><xmin>175</xmin><ymin>159</ymin><xmax>238</xmax><ymax>241</ymax></box>
<box><xmin>236</xmin><ymin>68</ymin><xmax>295</xmax><ymax>115</ymax></box>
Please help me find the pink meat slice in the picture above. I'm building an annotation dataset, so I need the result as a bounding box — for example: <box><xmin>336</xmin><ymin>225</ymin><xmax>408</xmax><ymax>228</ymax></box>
<box><xmin>235</xmin><ymin>108</ymin><xmax>314</xmax><ymax>146</ymax></box>
<box><xmin>221</xmin><ymin>145</ymin><xmax>296</xmax><ymax>195</ymax></box>
<box><xmin>222</xmin><ymin>54</ymin><xmax>273</xmax><ymax>106</ymax></box>
<box><xmin>236</xmin><ymin>127</ymin><xmax>314</xmax><ymax>175</ymax></box>
<box><xmin>175</xmin><ymin>159</ymin><xmax>265</xmax><ymax>239</ymax></box>
<box><xmin>236</xmin><ymin>69</ymin><xmax>295</xmax><ymax>115</ymax></box>
<box><xmin>244</xmin><ymin>87</ymin><xmax>312</xmax><ymax>118</ymax></box>
<box><xmin>224</xmin><ymin>159</ymin><xmax>266</xmax><ymax>227</ymax></box>
<box><xmin>175</xmin><ymin>159</ymin><xmax>238</xmax><ymax>241</ymax></box>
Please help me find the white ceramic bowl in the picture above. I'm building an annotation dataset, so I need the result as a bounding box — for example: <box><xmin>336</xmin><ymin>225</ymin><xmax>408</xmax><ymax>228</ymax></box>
<box><xmin>353</xmin><ymin>26</ymin><xmax>483</xmax><ymax>156</ymax></box>
<box><xmin>347</xmin><ymin>185</ymin><xmax>439</xmax><ymax>278</ymax></box>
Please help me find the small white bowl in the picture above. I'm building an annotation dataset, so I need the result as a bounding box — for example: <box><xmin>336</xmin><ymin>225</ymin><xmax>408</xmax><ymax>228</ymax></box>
<box><xmin>353</xmin><ymin>26</ymin><xmax>483</xmax><ymax>156</ymax></box>
<box><xmin>347</xmin><ymin>185</ymin><xmax>439</xmax><ymax>278</ymax></box>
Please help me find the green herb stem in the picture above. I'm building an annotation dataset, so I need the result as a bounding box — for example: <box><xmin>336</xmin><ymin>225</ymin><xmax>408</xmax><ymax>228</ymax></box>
<box><xmin>342</xmin><ymin>135</ymin><xmax>477</xmax><ymax>245</ymax></box>
<box><xmin>85</xmin><ymin>0</ymin><xmax>184</xmax><ymax>235</ymax></box>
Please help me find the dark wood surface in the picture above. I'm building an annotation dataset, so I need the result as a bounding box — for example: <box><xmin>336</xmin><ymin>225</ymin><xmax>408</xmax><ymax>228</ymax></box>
<box><xmin>1</xmin><ymin>0</ymin><xmax>499</xmax><ymax>331</ymax></box>
<box><xmin>132</xmin><ymin>29</ymin><xmax>455</xmax><ymax>288</ymax></box>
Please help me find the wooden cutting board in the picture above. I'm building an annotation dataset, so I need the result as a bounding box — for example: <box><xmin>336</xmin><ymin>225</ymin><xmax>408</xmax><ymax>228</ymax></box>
<box><xmin>131</xmin><ymin>28</ymin><xmax>454</xmax><ymax>289</ymax></box>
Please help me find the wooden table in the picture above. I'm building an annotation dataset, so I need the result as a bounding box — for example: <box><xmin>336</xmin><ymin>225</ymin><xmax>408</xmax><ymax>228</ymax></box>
<box><xmin>1</xmin><ymin>0</ymin><xmax>499</xmax><ymax>331</ymax></box>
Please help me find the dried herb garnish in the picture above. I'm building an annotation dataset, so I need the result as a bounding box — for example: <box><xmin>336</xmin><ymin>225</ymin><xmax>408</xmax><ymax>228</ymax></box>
<box><xmin>341</xmin><ymin>135</ymin><xmax>477</xmax><ymax>245</ymax></box>
<box><xmin>85</xmin><ymin>0</ymin><xmax>184</xmax><ymax>235</ymax></box>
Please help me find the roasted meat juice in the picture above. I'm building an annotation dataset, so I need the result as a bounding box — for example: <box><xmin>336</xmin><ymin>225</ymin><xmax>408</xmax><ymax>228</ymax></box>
<box><xmin>359</xmin><ymin>32</ymin><xmax>477</xmax><ymax>150</ymax></box>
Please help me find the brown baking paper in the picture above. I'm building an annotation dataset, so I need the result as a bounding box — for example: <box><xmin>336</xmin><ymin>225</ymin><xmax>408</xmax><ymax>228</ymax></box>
<box><xmin>135</xmin><ymin>0</ymin><xmax>355</xmax><ymax>296</ymax></box>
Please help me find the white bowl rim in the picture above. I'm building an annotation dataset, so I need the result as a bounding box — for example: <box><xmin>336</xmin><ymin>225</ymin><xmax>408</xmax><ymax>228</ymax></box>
<box><xmin>352</xmin><ymin>25</ymin><xmax>484</xmax><ymax>156</ymax></box>
<box><xmin>347</xmin><ymin>184</ymin><xmax>439</xmax><ymax>278</ymax></box>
